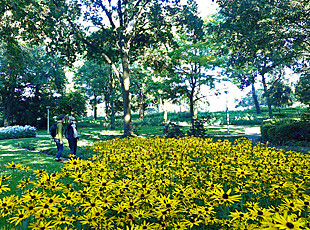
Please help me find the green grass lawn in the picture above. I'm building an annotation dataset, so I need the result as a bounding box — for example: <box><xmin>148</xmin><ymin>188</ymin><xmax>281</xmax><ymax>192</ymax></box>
<box><xmin>0</xmin><ymin>148</ymin><xmax>64</xmax><ymax>197</ymax></box>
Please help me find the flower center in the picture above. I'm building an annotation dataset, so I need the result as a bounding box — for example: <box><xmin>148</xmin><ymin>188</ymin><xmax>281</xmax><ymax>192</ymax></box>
<box><xmin>222</xmin><ymin>194</ymin><xmax>229</xmax><ymax>199</ymax></box>
<box><xmin>286</xmin><ymin>222</ymin><xmax>294</xmax><ymax>229</ymax></box>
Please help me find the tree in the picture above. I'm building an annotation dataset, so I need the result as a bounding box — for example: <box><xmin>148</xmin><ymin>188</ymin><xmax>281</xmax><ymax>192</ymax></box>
<box><xmin>295</xmin><ymin>73</ymin><xmax>310</xmax><ymax>108</ymax></box>
<box><xmin>74</xmin><ymin>61</ymin><xmax>113</xmax><ymax>120</ymax></box>
<box><xmin>60</xmin><ymin>0</ymin><xmax>179</xmax><ymax>135</ymax></box>
<box><xmin>235</xmin><ymin>88</ymin><xmax>267</xmax><ymax>110</ymax></box>
<box><xmin>0</xmin><ymin>42</ymin><xmax>67</xmax><ymax>126</ymax></box>
<box><xmin>51</xmin><ymin>91</ymin><xmax>87</xmax><ymax>118</ymax></box>
<box><xmin>165</xmin><ymin>39</ymin><xmax>215</xmax><ymax>125</ymax></box>
<box><xmin>269</xmin><ymin>81</ymin><xmax>293</xmax><ymax>112</ymax></box>
<box><xmin>18</xmin><ymin>45</ymin><xmax>67</xmax><ymax>127</ymax></box>
<box><xmin>212</xmin><ymin>0</ymin><xmax>302</xmax><ymax>118</ymax></box>
<box><xmin>46</xmin><ymin>0</ymin><xmax>201</xmax><ymax>136</ymax></box>
<box><xmin>0</xmin><ymin>42</ymin><xmax>27</xmax><ymax>126</ymax></box>
<box><xmin>0</xmin><ymin>0</ymin><xmax>79</xmax><ymax>127</ymax></box>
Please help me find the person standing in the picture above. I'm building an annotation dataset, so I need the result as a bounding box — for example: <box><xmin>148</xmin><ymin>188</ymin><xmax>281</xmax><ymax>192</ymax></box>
<box><xmin>54</xmin><ymin>114</ymin><xmax>66</xmax><ymax>162</ymax></box>
<box><xmin>66</xmin><ymin>116</ymin><xmax>79</xmax><ymax>159</ymax></box>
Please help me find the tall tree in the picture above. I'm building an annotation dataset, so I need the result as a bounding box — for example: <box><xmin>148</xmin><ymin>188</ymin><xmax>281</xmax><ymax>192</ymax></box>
<box><xmin>295</xmin><ymin>73</ymin><xmax>310</xmax><ymax>108</ymax></box>
<box><xmin>69</xmin><ymin>0</ymin><xmax>186</xmax><ymax>136</ymax></box>
<box><xmin>211</xmin><ymin>0</ymin><xmax>302</xmax><ymax>118</ymax></box>
<box><xmin>130</xmin><ymin>67</ymin><xmax>152</xmax><ymax>120</ymax></box>
<box><xmin>269</xmin><ymin>81</ymin><xmax>293</xmax><ymax>112</ymax></box>
<box><xmin>0</xmin><ymin>43</ymin><xmax>67</xmax><ymax>126</ymax></box>
<box><xmin>165</xmin><ymin>39</ymin><xmax>215</xmax><ymax>125</ymax></box>
<box><xmin>74</xmin><ymin>60</ymin><xmax>114</xmax><ymax>120</ymax></box>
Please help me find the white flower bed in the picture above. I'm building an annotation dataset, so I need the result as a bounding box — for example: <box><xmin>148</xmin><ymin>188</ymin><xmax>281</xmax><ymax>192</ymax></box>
<box><xmin>0</xmin><ymin>125</ymin><xmax>37</xmax><ymax>140</ymax></box>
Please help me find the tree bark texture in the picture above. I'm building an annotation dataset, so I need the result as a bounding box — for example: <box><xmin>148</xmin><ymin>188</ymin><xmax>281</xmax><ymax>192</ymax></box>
<box><xmin>251</xmin><ymin>84</ymin><xmax>261</xmax><ymax>114</ymax></box>
<box><xmin>261</xmin><ymin>73</ymin><xmax>273</xmax><ymax>118</ymax></box>
<box><xmin>120</xmin><ymin>48</ymin><xmax>133</xmax><ymax>136</ymax></box>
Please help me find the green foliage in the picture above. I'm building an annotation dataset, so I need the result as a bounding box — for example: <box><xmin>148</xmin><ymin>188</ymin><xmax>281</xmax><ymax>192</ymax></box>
<box><xmin>301</xmin><ymin>112</ymin><xmax>310</xmax><ymax>121</ymax></box>
<box><xmin>210</xmin><ymin>0</ymin><xmax>306</xmax><ymax>119</ymax></box>
<box><xmin>235</xmin><ymin>88</ymin><xmax>267</xmax><ymax>109</ymax></box>
<box><xmin>0</xmin><ymin>43</ymin><xmax>67</xmax><ymax>127</ymax></box>
<box><xmin>261</xmin><ymin>119</ymin><xmax>310</xmax><ymax>144</ymax></box>
<box><xmin>50</xmin><ymin>91</ymin><xmax>87</xmax><ymax>119</ymax></box>
<box><xmin>295</xmin><ymin>73</ymin><xmax>310</xmax><ymax>107</ymax></box>
<box><xmin>269</xmin><ymin>81</ymin><xmax>294</xmax><ymax>111</ymax></box>
<box><xmin>74</xmin><ymin>60</ymin><xmax>119</xmax><ymax>119</ymax></box>
<box><xmin>187</xmin><ymin>118</ymin><xmax>209</xmax><ymax>137</ymax></box>
<box><xmin>0</xmin><ymin>126</ymin><xmax>37</xmax><ymax>140</ymax></box>
<box><xmin>163</xmin><ymin>122</ymin><xmax>185</xmax><ymax>138</ymax></box>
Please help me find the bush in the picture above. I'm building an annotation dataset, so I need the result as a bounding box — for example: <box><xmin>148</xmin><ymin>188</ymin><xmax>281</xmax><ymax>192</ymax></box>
<box><xmin>187</xmin><ymin>118</ymin><xmax>209</xmax><ymax>137</ymax></box>
<box><xmin>0</xmin><ymin>125</ymin><xmax>37</xmax><ymax>140</ymax></box>
<box><xmin>134</xmin><ymin>117</ymin><xmax>164</xmax><ymax>127</ymax></box>
<box><xmin>163</xmin><ymin>122</ymin><xmax>185</xmax><ymax>138</ymax></box>
<box><xmin>261</xmin><ymin>119</ymin><xmax>310</xmax><ymax>144</ymax></box>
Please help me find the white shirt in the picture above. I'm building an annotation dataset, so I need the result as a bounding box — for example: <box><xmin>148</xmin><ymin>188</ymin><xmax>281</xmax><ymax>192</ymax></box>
<box><xmin>72</xmin><ymin>124</ymin><xmax>78</xmax><ymax>138</ymax></box>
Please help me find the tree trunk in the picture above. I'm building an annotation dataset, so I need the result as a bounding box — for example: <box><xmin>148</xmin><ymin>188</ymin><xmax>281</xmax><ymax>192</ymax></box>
<box><xmin>3</xmin><ymin>104</ymin><xmax>10</xmax><ymax>127</ymax></box>
<box><xmin>104</xmin><ymin>99</ymin><xmax>109</xmax><ymax>121</ymax></box>
<box><xmin>110</xmin><ymin>96</ymin><xmax>115</xmax><ymax>130</ymax></box>
<box><xmin>110</xmin><ymin>75</ymin><xmax>115</xmax><ymax>130</ymax></box>
<box><xmin>138</xmin><ymin>89</ymin><xmax>144</xmax><ymax>120</ymax></box>
<box><xmin>120</xmin><ymin>48</ymin><xmax>132</xmax><ymax>136</ymax></box>
<box><xmin>93</xmin><ymin>95</ymin><xmax>97</xmax><ymax>120</ymax></box>
<box><xmin>3</xmin><ymin>87</ymin><xmax>14</xmax><ymax>127</ymax></box>
<box><xmin>189</xmin><ymin>94</ymin><xmax>195</xmax><ymax>126</ymax></box>
<box><xmin>262</xmin><ymin>73</ymin><xmax>273</xmax><ymax>119</ymax></box>
<box><xmin>251</xmin><ymin>84</ymin><xmax>261</xmax><ymax>114</ymax></box>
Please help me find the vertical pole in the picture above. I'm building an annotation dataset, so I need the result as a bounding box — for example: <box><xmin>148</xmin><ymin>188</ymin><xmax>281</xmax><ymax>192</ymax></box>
<box><xmin>225</xmin><ymin>87</ymin><xmax>229</xmax><ymax>134</ymax></box>
<box><xmin>47</xmin><ymin>106</ymin><xmax>50</xmax><ymax>134</ymax></box>
<box><xmin>226</xmin><ymin>105</ymin><xmax>229</xmax><ymax>134</ymax></box>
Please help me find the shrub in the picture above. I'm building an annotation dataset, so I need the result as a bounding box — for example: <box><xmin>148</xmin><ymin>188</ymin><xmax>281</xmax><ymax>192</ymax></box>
<box><xmin>187</xmin><ymin>118</ymin><xmax>209</xmax><ymax>137</ymax></box>
<box><xmin>0</xmin><ymin>125</ymin><xmax>37</xmax><ymax>140</ymax></box>
<box><xmin>163</xmin><ymin>122</ymin><xmax>185</xmax><ymax>138</ymax></box>
<box><xmin>261</xmin><ymin>119</ymin><xmax>310</xmax><ymax>144</ymax></box>
<box><xmin>134</xmin><ymin>117</ymin><xmax>163</xmax><ymax>127</ymax></box>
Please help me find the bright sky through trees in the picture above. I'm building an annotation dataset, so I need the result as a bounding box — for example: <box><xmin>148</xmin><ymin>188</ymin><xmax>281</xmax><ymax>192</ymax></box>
<box><xmin>194</xmin><ymin>0</ymin><xmax>219</xmax><ymax>18</ymax></box>
<box><xmin>187</xmin><ymin>0</ymin><xmax>246</xmax><ymax>112</ymax></box>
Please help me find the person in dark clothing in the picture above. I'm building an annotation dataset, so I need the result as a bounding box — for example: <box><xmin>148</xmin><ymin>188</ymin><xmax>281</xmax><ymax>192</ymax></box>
<box><xmin>66</xmin><ymin>116</ymin><xmax>79</xmax><ymax>159</ymax></box>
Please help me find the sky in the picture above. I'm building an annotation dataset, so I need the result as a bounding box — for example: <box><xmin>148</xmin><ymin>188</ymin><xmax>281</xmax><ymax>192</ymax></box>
<box><xmin>194</xmin><ymin>0</ymin><xmax>219</xmax><ymax>18</ymax></box>
<box><xmin>187</xmin><ymin>0</ymin><xmax>250</xmax><ymax>112</ymax></box>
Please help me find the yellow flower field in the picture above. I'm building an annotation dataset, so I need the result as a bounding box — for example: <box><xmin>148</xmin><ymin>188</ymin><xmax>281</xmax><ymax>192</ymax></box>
<box><xmin>1</xmin><ymin>137</ymin><xmax>310</xmax><ymax>229</ymax></box>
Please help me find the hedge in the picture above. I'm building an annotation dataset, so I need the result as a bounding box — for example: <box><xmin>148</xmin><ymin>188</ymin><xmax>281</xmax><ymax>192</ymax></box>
<box><xmin>261</xmin><ymin>118</ymin><xmax>310</xmax><ymax>144</ymax></box>
<box><xmin>0</xmin><ymin>125</ymin><xmax>37</xmax><ymax>140</ymax></box>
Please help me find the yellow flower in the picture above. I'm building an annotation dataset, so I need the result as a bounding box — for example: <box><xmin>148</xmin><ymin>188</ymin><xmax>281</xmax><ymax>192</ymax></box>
<box><xmin>229</xmin><ymin>209</ymin><xmax>250</xmax><ymax>222</ymax></box>
<box><xmin>211</xmin><ymin>188</ymin><xmax>241</xmax><ymax>205</ymax></box>
<box><xmin>52</xmin><ymin>214</ymin><xmax>75</xmax><ymax>226</ymax></box>
<box><xmin>5</xmin><ymin>161</ymin><xmax>22</xmax><ymax>170</ymax></box>
<box><xmin>16</xmin><ymin>178</ymin><xmax>31</xmax><ymax>190</ymax></box>
<box><xmin>28</xmin><ymin>220</ymin><xmax>54</xmax><ymax>230</ymax></box>
<box><xmin>9</xmin><ymin>209</ymin><xmax>29</xmax><ymax>225</ymax></box>
<box><xmin>273</xmin><ymin>211</ymin><xmax>305</xmax><ymax>229</ymax></box>
<box><xmin>0</xmin><ymin>180</ymin><xmax>10</xmax><ymax>193</ymax></box>
<box><xmin>81</xmin><ymin>197</ymin><xmax>104</xmax><ymax>213</ymax></box>
<box><xmin>183</xmin><ymin>217</ymin><xmax>203</xmax><ymax>228</ymax></box>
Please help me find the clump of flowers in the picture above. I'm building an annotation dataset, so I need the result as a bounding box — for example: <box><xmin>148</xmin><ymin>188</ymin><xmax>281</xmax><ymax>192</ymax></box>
<box><xmin>1</xmin><ymin>137</ymin><xmax>310</xmax><ymax>229</ymax></box>
<box><xmin>0</xmin><ymin>125</ymin><xmax>37</xmax><ymax>140</ymax></box>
